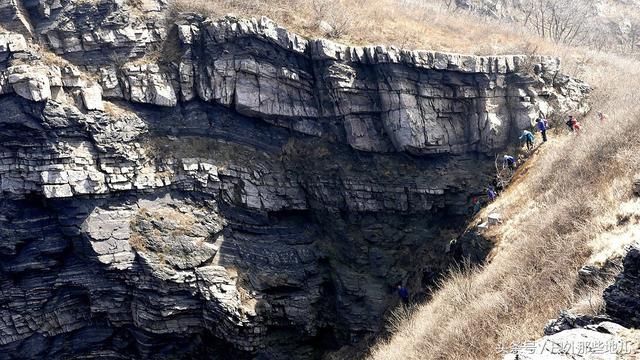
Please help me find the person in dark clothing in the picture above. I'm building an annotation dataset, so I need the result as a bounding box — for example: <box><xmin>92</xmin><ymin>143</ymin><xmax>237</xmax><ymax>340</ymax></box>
<box><xmin>472</xmin><ymin>196</ymin><xmax>481</xmax><ymax>214</ymax></box>
<box><xmin>503</xmin><ymin>154</ymin><xmax>516</xmax><ymax>170</ymax></box>
<box><xmin>487</xmin><ymin>187</ymin><xmax>497</xmax><ymax>202</ymax></box>
<box><xmin>566</xmin><ymin>115</ymin><xmax>576</xmax><ymax>132</ymax></box>
<box><xmin>598</xmin><ymin>112</ymin><xmax>608</xmax><ymax>123</ymax></box>
<box><xmin>536</xmin><ymin>118</ymin><xmax>548</xmax><ymax>142</ymax></box>
<box><xmin>397</xmin><ymin>284</ymin><xmax>410</xmax><ymax>305</ymax></box>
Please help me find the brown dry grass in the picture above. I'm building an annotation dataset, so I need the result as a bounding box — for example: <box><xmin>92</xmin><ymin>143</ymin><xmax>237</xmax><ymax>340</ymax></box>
<box><xmin>128</xmin><ymin>233</ymin><xmax>147</xmax><ymax>251</ymax></box>
<box><xmin>37</xmin><ymin>47</ymin><xmax>100</xmax><ymax>82</ymax></box>
<box><xmin>129</xmin><ymin>206</ymin><xmax>198</xmax><ymax>252</ymax></box>
<box><xmin>103</xmin><ymin>101</ymin><xmax>135</xmax><ymax>117</ymax></box>
<box><xmin>169</xmin><ymin>0</ymin><xmax>552</xmax><ymax>55</ymax></box>
<box><xmin>38</xmin><ymin>49</ymin><xmax>71</xmax><ymax>67</ymax></box>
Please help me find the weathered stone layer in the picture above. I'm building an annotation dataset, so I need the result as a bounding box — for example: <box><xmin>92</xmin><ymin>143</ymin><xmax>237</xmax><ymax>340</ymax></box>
<box><xmin>0</xmin><ymin>1</ymin><xmax>590</xmax><ymax>359</ymax></box>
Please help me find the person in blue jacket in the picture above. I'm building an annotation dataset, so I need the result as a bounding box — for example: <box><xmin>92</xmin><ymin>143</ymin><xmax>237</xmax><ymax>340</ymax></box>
<box><xmin>536</xmin><ymin>117</ymin><xmax>548</xmax><ymax>142</ymax></box>
<box><xmin>487</xmin><ymin>186</ymin><xmax>497</xmax><ymax>202</ymax></box>
<box><xmin>397</xmin><ymin>284</ymin><xmax>409</xmax><ymax>305</ymax></box>
<box><xmin>519</xmin><ymin>129</ymin><xmax>535</xmax><ymax>150</ymax></box>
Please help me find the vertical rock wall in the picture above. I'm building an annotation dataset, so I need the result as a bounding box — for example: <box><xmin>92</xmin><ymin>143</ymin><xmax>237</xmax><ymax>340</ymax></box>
<box><xmin>0</xmin><ymin>1</ymin><xmax>590</xmax><ymax>358</ymax></box>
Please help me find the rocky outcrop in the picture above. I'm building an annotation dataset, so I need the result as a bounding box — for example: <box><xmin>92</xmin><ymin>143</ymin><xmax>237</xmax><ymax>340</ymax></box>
<box><xmin>604</xmin><ymin>245</ymin><xmax>640</xmax><ymax>328</ymax></box>
<box><xmin>503</xmin><ymin>322</ymin><xmax>639</xmax><ymax>359</ymax></box>
<box><xmin>2</xmin><ymin>0</ymin><xmax>589</xmax><ymax>155</ymax></box>
<box><xmin>0</xmin><ymin>0</ymin><xmax>33</xmax><ymax>36</ymax></box>
<box><xmin>0</xmin><ymin>1</ymin><xmax>590</xmax><ymax>359</ymax></box>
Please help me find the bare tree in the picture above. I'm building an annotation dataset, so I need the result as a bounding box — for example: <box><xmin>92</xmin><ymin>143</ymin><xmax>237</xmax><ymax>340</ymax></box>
<box><xmin>519</xmin><ymin>0</ymin><xmax>597</xmax><ymax>45</ymax></box>
<box><xmin>620</xmin><ymin>17</ymin><xmax>640</xmax><ymax>53</ymax></box>
<box><xmin>311</xmin><ymin>0</ymin><xmax>360</xmax><ymax>38</ymax></box>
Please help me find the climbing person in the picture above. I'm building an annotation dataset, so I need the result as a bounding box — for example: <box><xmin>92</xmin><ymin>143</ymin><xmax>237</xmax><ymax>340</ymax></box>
<box><xmin>487</xmin><ymin>186</ymin><xmax>497</xmax><ymax>202</ymax></box>
<box><xmin>472</xmin><ymin>196</ymin><xmax>481</xmax><ymax>214</ymax></box>
<box><xmin>566</xmin><ymin>115</ymin><xmax>576</xmax><ymax>132</ymax></box>
<box><xmin>536</xmin><ymin>117</ymin><xmax>548</xmax><ymax>142</ymax></box>
<box><xmin>503</xmin><ymin>154</ymin><xmax>516</xmax><ymax>170</ymax></box>
<box><xmin>572</xmin><ymin>118</ymin><xmax>582</xmax><ymax>134</ymax></box>
<box><xmin>396</xmin><ymin>284</ymin><xmax>409</xmax><ymax>305</ymax></box>
<box><xmin>598</xmin><ymin>112</ymin><xmax>608</xmax><ymax>123</ymax></box>
<box><xmin>519</xmin><ymin>129</ymin><xmax>534</xmax><ymax>150</ymax></box>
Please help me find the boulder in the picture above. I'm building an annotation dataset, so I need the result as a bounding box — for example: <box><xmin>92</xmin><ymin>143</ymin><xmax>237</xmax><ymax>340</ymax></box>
<box><xmin>8</xmin><ymin>66</ymin><xmax>52</xmax><ymax>101</ymax></box>
<box><xmin>81</xmin><ymin>83</ymin><xmax>104</xmax><ymax>111</ymax></box>
<box><xmin>124</xmin><ymin>64</ymin><xmax>177</xmax><ymax>107</ymax></box>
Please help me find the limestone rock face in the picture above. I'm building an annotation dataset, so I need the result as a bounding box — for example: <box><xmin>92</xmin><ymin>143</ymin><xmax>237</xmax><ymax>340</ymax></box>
<box><xmin>7</xmin><ymin>64</ymin><xmax>54</xmax><ymax>101</ymax></box>
<box><xmin>122</xmin><ymin>64</ymin><xmax>177</xmax><ymax>107</ymax></box>
<box><xmin>604</xmin><ymin>245</ymin><xmax>640</xmax><ymax>327</ymax></box>
<box><xmin>182</xmin><ymin>16</ymin><xmax>588</xmax><ymax>155</ymax></box>
<box><xmin>0</xmin><ymin>2</ymin><xmax>591</xmax><ymax>359</ymax></box>
<box><xmin>0</xmin><ymin>0</ymin><xmax>33</xmax><ymax>36</ymax></box>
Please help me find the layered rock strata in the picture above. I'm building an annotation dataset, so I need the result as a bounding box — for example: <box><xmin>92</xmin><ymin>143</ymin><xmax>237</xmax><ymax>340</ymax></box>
<box><xmin>0</xmin><ymin>1</ymin><xmax>589</xmax><ymax>358</ymax></box>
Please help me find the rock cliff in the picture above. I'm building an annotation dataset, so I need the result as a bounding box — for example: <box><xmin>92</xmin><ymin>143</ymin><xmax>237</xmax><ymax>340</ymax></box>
<box><xmin>605</xmin><ymin>246</ymin><xmax>640</xmax><ymax>328</ymax></box>
<box><xmin>0</xmin><ymin>0</ymin><xmax>589</xmax><ymax>358</ymax></box>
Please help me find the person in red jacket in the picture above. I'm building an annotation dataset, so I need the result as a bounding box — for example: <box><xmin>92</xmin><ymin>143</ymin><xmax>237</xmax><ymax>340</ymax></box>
<box><xmin>566</xmin><ymin>115</ymin><xmax>582</xmax><ymax>134</ymax></box>
<box><xmin>572</xmin><ymin>119</ymin><xmax>582</xmax><ymax>134</ymax></box>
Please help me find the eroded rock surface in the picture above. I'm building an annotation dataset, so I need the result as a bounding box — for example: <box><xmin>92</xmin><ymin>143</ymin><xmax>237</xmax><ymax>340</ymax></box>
<box><xmin>605</xmin><ymin>245</ymin><xmax>640</xmax><ymax>328</ymax></box>
<box><xmin>0</xmin><ymin>1</ymin><xmax>590</xmax><ymax>358</ymax></box>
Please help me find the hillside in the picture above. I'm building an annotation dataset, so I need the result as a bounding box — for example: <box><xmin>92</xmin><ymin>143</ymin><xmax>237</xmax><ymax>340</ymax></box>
<box><xmin>171</xmin><ymin>0</ymin><xmax>640</xmax><ymax>56</ymax></box>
